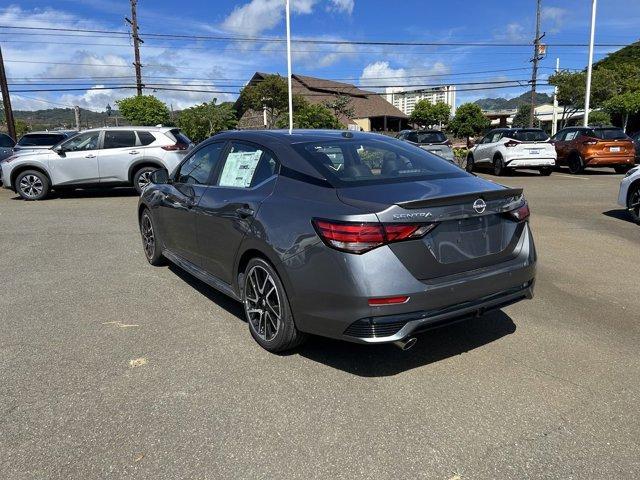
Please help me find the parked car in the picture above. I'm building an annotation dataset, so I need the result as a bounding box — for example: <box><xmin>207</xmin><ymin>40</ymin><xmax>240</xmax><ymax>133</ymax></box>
<box><xmin>138</xmin><ymin>130</ymin><xmax>536</xmax><ymax>353</ymax></box>
<box><xmin>551</xmin><ymin>126</ymin><xmax>635</xmax><ymax>174</ymax></box>
<box><xmin>1</xmin><ymin>127</ymin><xmax>194</xmax><ymax>200</ymax></box>
<box><xmin>13</xmin><ymin>130</ymin><xmax>77</xmax><ymax>154</ymax></box>
<box><xmin>630</xmin><ymin>131</ymin><xmax>640</xmax><ymax>163</ymax></box>
<box><xmin>466</xmin><ymin>128</ymin><xmax>556</xmax><ymax>176</ymax></box>
<box><xmin>617</xmin><ymin>165</ymin><xmax>640</xmax><ymax>224</ymax></box>
<box><xmin>396</xmin><ymin>130</ymin><xmax>455</xmax><ymax>163</ymax></box>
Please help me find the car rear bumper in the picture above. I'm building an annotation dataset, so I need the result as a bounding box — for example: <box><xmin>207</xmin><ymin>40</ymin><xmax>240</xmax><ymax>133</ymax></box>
<box><xmin>284</xmin><ymin>223</ymin><xmax>536</xmax><ymax>344</ymax></box>
<box><xmin>505</xmin><ymin>157</ymin><xmax>555</xmax><ymax>168</ymax></box>
<box><xmin>585</xmin><ymin>155</ymin><xmax>635</xmax><ymax>166</ymax></box>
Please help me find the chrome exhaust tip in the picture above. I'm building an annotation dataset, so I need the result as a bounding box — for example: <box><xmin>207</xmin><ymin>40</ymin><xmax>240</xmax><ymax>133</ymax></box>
<box><xmin>393</xmin><ymin>337</ymin><xmax>417</xmax><ymax>351</ymax></box>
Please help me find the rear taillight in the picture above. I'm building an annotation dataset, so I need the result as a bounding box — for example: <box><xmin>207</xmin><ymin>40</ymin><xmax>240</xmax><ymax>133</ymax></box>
<box><xmin>508</xmin><ymin>203</ymin><xmax>530</xmax><ymax>221</ymax></box>
<box><xmin>368</xmin><ymin>296</ymin><xmax>410</xmax><ymax>306</ymax></box>
<box><xmin>582</xmin><ymin>140</ymin><xmax>598</xmax><ymax>146</ymax></box>
<box><xmin>505</xmin><ymin>140</ymin><xmax>519</xmax><ymax>148</ymax></box>
<box><xmin>161</xmin><ymin>143</ymin><xmax>189</xmax><ymax>151</ymax></box>
<box><xmin>312</xmin><ymin>219</ymin><xmax>437</xmax><ymax>254</ymax></box>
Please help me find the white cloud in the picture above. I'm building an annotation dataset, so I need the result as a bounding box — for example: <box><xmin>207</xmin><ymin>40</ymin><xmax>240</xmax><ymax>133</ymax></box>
<box><xmin>494</xmin><ymin>22</ymin><xmax>529</xmax><ymax>42</ymax></box>
<box><xmin>359</xmin><ymin>61</ymin><xmax>450</xmax><ymax>91</ymax></box>
<box><xmin>542</xmin><ymin>6</ymin><xmax>568</xmax><ymax>33</ymax></box>
<box><xmin>328</xmin><ymin>0</ymin><xmax>354</xmax><ymax>14</ymax></box>
<box><xmin>221</xmin><ymin>0</ymin><xmax>321</xmax><ymax>35</ymax></box>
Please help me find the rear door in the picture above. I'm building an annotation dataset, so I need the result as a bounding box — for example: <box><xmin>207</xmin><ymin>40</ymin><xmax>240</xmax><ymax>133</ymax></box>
<box><xmin>48</xmin><ymin>131</ymin><xmax>101</xmax><ymax>185</ymax></box>
<box><xmin>195</xmin><ymin>141</ymin><xmax>279</xmax><ymax>283</ymax></box>
<box><xmin>98</xmin><ymin>130</ymin><xmax>143</xmax><ymax>182</ymax></box>
<box><xmin>157</xmin><ymin>142</ymin><xmax>226</xmax><ymax>264</ymax></box>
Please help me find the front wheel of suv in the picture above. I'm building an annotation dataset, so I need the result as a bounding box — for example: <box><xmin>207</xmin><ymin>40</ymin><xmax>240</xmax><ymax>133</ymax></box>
<box><xmin>243</xmin><ymin>258</ymin><xmax>307</xmax><ymax>352</ymax></box>
<box><xmin>133</xmin><ymin>166</ymin><xmax>161</xmax><ymax>194</ymax></box>
<box><xmin>15</xmin><ymin>170</ymin><xmax>50</xmax><ymax>200</ymax></box>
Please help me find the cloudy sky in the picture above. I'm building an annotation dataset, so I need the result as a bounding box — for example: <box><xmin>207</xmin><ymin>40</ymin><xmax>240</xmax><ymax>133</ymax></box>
<box><xmin>1</xmin><ymin>0</ymin><xmax>639</xmax><ymax>112</ymax></box>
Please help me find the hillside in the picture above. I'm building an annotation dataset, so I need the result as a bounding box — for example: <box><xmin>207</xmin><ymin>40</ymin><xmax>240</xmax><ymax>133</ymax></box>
<box><xmin>594</xmin><ymin>40</ymin><xmax>640</xmax><ymax>70</ymax></box>
<box><xmin>474</xmin><ymin>91</ymin><xmax>553</xmax><ymax>111</ymax></box>
<box><xmin>11</xmin><ymin>108</ymin><xmax>126</xmax><ymax>129</ymax></box>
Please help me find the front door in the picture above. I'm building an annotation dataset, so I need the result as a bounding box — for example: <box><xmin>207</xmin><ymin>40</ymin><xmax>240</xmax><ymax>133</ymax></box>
<box><xmin>156</xmin><ymin>142</ymin><xmax>225</xmax><ymax>264</ymax></box>
<box><xmin>195</xmin><ymin>141</ymin><xmax>279</xmax><ymax>283</ymax></box>
<box><xmin>98</xmin><ymin>130</ymin><xmax>144</xmax><ymax>183</ymax></box>
<box><xmin>48</xmin><ymin>131</ymin><xmax>101</xmax><ymax>185</ymax></box>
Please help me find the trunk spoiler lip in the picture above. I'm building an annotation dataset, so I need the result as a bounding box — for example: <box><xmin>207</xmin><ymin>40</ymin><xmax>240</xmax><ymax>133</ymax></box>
<box><xmin>397</xmin><ymin>187</ymin><xmax>523</xmax><ymax>209</ymax></box>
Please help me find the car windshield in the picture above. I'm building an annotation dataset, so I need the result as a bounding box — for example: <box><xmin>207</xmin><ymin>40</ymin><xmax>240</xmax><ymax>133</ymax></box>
<box><xmin>506</xmin><ymin>129</ymin><xmax>549</xmax><ymax>142</ymax></box>
<box><xmin>590</xmin><ymin>128</ymin><xmax>628</xmax><ymax>140</ymax></box>
<box><xmin>293</xmin><ymin>138</ymin><xmax>465</xmax><ymax>186</ymax></box>
<box><xmin>17</xmin><ymin>133</ymin><xmax>66</xmax><ymax>146</ymax></box>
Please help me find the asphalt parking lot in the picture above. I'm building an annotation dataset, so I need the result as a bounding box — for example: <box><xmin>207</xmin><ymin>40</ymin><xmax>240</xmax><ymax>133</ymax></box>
<box><xmin>1</xmin><ymin>168</ymin><xmax>639</xmax><ymax>479</ymax></box>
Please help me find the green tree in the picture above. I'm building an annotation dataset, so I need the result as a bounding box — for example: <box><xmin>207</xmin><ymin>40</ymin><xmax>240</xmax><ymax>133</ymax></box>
<box><xmin>276</xmin><ymin>97</ymin><xmax>342</xmax><ymax>129</ymax></box>
<box><xmin>15</xmin><ymin>119</ymin><xmax>30</xmax><ymax>139</ymax></box>
<box><xmin>603</xmin><ymin>91</ymin><xmax>640</xmax><ymax>132</ymax></box>
<box><xmin>116</xmin><ymin>95</ymin><xmax>170</xmax><ymax>126</ymax></box>
<box><xmin>177</xmin><ymin>99</ymin><xmax>237</xmax><ymax>143</ymax></box>
<box><xmin>238</xmin><ymin>75</ymin><xmax>289</xmax><ymax>128</ymax></box>
<box><xmin>409</xmin><ymin>100</ymin><xmax>450</xmax><ymax>127</ymax></box>
<box><xmin>587</xmin><ymin>110</ymin><xmax>611</xmax><ymax>126</ymax></box>
<box><xmin>511</xmin><ymin>104</ymin><xmax>539</xmax><ymax>128</ymax></box>
<box><xmin>323</xmin><ymin>94</ymin><xmax>355</xmax><ymax>121</ymax></box>
<box><xmin>448</xmin><ymin>103</ymin><xmax>490</xmax><ymax>143</ymax></box>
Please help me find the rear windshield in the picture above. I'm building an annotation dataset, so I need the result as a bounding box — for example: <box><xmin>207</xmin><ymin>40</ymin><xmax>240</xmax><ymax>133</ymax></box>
<box><xmin>168</xmin><ymin>129</ymin><xmax>192</xmax><ymax>145</ymax></box>
<box><xmin>407</xmin><ymin>131</ymin><xmax>447</xmax><ymax>144</ymax></box>
<box><xmin>505</xmin><ymin>129</ymin><xmax>549</xmax><ymax>142</ymax></box>
<box><xmin>17</xmin><ymin>133</ymin><xmax>66</xmax><ymax>146</ymax></box>
<box><xmin>293</xmin><ymin>138</ymin><xmax>465</xmax><ymax>186</ymax></box>
<box><xmin>0</xmin><ymin>134</ymin><xmax>15</xmax><ymax>148</ymax></box>
<box><xmin>590</xmin><ymin>128</ymin><xmax>628</xmax><ymax>140</ymax></box>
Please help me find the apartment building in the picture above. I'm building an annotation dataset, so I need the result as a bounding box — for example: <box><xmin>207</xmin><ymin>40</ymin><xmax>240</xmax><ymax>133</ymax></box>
<box><xmin>385</xmin><ymin>85</ymin><xmax>457</xmax><ymax>116</ymax></box>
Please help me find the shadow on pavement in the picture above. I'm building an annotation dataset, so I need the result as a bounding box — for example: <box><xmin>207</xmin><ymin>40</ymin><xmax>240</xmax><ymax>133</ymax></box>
<box><xmin>602</xmin><ymin>209</ymin><xmax>635</xmax><ymax>224</ymax></box>
<box><xmin>53</xmin><ymin>187</ymin><xmax>139</xmax><ymax>199</ymax></box>
<box><xmin>295</xmin><ymin>310</ymin><xmax>516</xmax><ymax>377</ymax></box>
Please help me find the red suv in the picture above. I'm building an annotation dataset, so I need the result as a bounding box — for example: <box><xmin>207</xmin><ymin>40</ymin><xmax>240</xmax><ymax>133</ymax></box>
<box><xmin>551</xmin><ymin>126</ymin><xmax>636</xmax><ymax>174</ymax></box>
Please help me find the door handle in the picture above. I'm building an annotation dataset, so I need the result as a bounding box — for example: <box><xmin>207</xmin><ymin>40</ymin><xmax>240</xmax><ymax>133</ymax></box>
<box><xmin>129</xmin><ymin>151</ymin><xmax>140</xmax><ymax>155</ymax></box>
<box><xmin>236</xmin><ymin>206</ymin><xmax>254</xmax><ymax>218</ymax></box>
<box><xmin>85</xmin><ymin>154</ymin><xmax>96</xmax><ymax>158</ymax></box>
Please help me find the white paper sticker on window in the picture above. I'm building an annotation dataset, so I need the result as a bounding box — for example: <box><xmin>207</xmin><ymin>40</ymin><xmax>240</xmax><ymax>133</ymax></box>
<box><xmin>219</xmin><ymin>150</ymin><xmax>262</xmax><ymax>187</ymax></box>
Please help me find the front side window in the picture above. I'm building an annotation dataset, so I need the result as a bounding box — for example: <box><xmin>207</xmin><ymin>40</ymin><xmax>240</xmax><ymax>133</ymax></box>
<box><xmin>294</xmin><ymin>138</ymin><xmax>464</xmax><ymax>186</ymax></box>
<box><xmin>176</xmin><ymin>142</ymin><xmax>224</xmax><ymax>185</ymax></box>
<box><xmin>218</xmin><ymin>142</ymin><xmax>277</xmax><ymax>188</ymax></box>
<box><xmin>62</xmin><ymin>131</ymin><xmax>100</xmax><ymax>151</ymax></box>
<box><xmin>103</xmin><ymin>130</ymin><xmax>137</xmax><ymax>149</ymax></box>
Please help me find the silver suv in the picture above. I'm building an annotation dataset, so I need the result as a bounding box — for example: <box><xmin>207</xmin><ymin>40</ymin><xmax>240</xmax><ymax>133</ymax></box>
<box><xmin>1</xmin><ymin>126</ymin><xmax>193</xmax><ymax>200</ymax></box>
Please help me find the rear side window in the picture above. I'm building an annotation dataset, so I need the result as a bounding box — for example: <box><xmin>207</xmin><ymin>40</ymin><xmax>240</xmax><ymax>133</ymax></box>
<box><xmin>103</xmin><ymin>130</ymin><xmax>136</xmax><ymax>149</ymax></box>
<box><xmin>0</xmin><ymin>134</ymin><xmax>15</xmax><ymax>148</ymax></box>
<box><xmin>507</xmin><ymin>129</ymin><xmax>549</xmax><ymax>142</ymax></box>
<box><xmin>137</xmin><ymin>131</ymin><xmax>156</xmax><ymax>146</ymax></box>
<box><xmin>218</xmin><ymin>142</ymin><xmax>277</xmax><ymax>188</ymax></box>
<box><xmin>176</xmin><ymin>142</ymin><xmax>224</xmax><ymax>185</ymax></box>
<box><xmin>17</xmin><ymin>133</ymin><xmax>65</xmax><ymax>146</ymax></box>
<box><xmin>591</xmin><ymin>128</ymin><xmax>628</xmax><ymax>140</ymax></box>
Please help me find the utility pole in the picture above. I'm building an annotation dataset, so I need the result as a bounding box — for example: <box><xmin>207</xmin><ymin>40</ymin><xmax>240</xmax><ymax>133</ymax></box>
<box><xmin>529</xmin><ymin>0</ymin><xmax>544</xmax><ymax>128</ymax></box>
<box><xmin>551</xmin><ymin>57</ymin><xmax>559</xmax><ymax>135</ymax></box>
<box><xmin>126</xmin><ymin>0</ymin><xmax>144</xmax><ymax>96</ymax></box>
<box><xmin>583</xmin><ymin>0</ymin><xmax>597</xmax><ymax>126</ymax></box>
<box><xmin>285</xmin><ymin>0</ymin><xmax>293</xmax><ymax>134</ymax></box>
<box><xmin>74</xmin><ymin>105</ymin><xmax>81</xmax><ymax>130</ymax></box>
<box><xmin>0</xmin><ymin>46</ymin><xmax>16</xmax><ymax>141</ymax></box>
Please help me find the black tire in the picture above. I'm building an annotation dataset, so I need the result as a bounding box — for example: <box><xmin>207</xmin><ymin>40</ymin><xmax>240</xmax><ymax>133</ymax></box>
<box><xmin>628</xmin><ymin>184</ymin><xmax>640</xmax><ymax>225</ymax></box>
<box><xmin>465</xmin><ymin>154</ymin><xmax>475</xmax><ymax>173</ymax></box>
<box><xmin>133</xmin><ymin>166</ymin><xmax>160</xmax><ymax>194</ymax></box>
<box><xmin>493</xmin><ymin>155</ymin><xmax>506</xmax><ymax>176</ymax></box>
<box><xmin>614</xmin><ymin>165</ymin><xmax>631</xmax><ymax>174</ymax></box>
<box><xmin>139</xmin><ymin>208</ymin><xmax>165</xmax><ymax>266</ymax></box>
<box><xmin>14</xmin><ymin>169</ymin><xmax>50</xmax><ymax>200</ymax></box>
<box><xmin>568</xmin><ymin>154</ymin><xmax>584</xmax><ymax>174</ymax></box>
<box><xmin>242</xmin><ymin>257</ymin><xmax>306</xmax><ymax>352</ymax></box>
<box><xmin>539</xmin><ymin>167</ymin><xmax>553</xmax><ymax>176</ymax></box>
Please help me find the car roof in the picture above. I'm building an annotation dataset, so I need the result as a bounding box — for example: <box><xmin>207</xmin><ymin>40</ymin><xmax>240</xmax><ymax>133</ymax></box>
<box><xmin>79</xmin><ymin>126</ymin><xmax>175</xmax><ymax>133</ymax></box>
<box><xmin>211</xmin><ymin>129</ymin><xmax>390</xmax><ymax>145</ymax></box>
<box><xmin>21</xmin><ymin>130</ymin><xmax>77</xmax><ymax>135</ymax></box>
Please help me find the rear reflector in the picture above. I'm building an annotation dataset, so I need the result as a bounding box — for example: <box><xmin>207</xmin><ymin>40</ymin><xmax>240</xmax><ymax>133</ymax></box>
<box><xmin>509</xmin><ymin>203</ymin><xmax>530</xmax><ymax>221</ymax></box>
<box><xmin>313</xmin><ymin>219</ymin><xmax>437</xmax><ymax>254</ymax></box>
<box><xmin>162</xmin><ymin>143</ymin><xmax>189</xmax><ymax>151</ymax></box>
<box><xmin>368</xmin><ymin>296</ymin><xmax>410</xmax><ymax>306</ymax></box>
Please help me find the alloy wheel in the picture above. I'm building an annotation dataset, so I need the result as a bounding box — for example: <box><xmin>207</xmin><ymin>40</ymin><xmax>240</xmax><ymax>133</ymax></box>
<box><xmin>244</xmin><ymin>265</ymin><xmax>281</xmax><ymax>342</ymax></box>
<box><xmin>19</xmin><ymin>174</ymin><xmax>44</xmax><ymax>199</ymax></box>
<box><xmin>630</xmin><ymin>188</ymin><xmax>640</xmax><ymax>223</ymax></box>
<box><xmin>140</xmin><ymin>214</ymin><xmax>155</xmax><ymax>259</ymax></box>
<box><xmin>138</xmin><ymin>171</ymin><xmax>152</xmax><ymax>191</ymax></box>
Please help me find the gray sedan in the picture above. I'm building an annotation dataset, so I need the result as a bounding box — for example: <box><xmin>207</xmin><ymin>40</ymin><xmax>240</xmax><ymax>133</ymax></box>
<box><xmin>397</xmin><ymin>129</ymin><xmax>455</xmax><ymax>162</ymax></box>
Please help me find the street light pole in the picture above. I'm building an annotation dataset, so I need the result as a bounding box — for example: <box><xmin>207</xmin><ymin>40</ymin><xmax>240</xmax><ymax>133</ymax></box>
<box><xmin>285</xmin><ymin>0</ymin><xmax>293</xmax><ymax>134</ymax></box>
<box><xmin>552</xmin><ymin>57</ymin><xmax>559</xmax><ymax>136</ymax></box>
<box><xmin>583</xmin><ymin>0</ymin><xmax>597</xmax><ymax>126</ymax></box>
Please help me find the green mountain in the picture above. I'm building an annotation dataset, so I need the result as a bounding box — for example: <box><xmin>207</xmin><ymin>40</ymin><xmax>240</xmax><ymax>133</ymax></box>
<box><xmin>11</xmin><ymin>108</ymin><xmax>126</xmax><ymax>130</ymax></box>
<box><xmin>594</xmin><ymin>40</ymin><xmax>640</xmax><ymax>70</ymax></box>
<box><xmin>474</xmin><ymin>91</ymin><xmax>553</xmax><ymax>111</ymax></box>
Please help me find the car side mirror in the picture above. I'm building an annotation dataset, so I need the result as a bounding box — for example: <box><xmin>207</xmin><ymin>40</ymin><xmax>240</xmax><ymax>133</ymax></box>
<box><xmin>53</xmin><ymin>145</ymin><xmax>66</xmax><ymax>155</ymax></box>
<box><xmin>150</xmin><ymin>169</ymin><xmax>169</xmax><ymax>184</ymax></box>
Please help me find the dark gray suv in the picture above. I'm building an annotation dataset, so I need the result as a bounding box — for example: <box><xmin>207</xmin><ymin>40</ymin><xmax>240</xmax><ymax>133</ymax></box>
<box><xmin>139</xmin><ymin>130</ymin><xmax>536</xmax><ymax>352</ymax></box>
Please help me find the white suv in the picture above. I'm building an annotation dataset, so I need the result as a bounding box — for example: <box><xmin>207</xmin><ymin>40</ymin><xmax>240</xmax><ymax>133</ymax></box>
<box><xmin>467</xmin><ymin>128</ymin><xmax>556</xmax><ymax>176</ymax></box>
<box><xmin>1</xmin><ymin>126</ymin><xmax>193</xmax><ymax>200</ymax></box>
